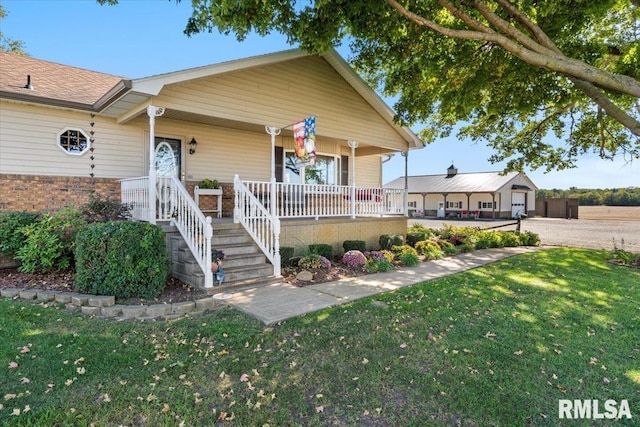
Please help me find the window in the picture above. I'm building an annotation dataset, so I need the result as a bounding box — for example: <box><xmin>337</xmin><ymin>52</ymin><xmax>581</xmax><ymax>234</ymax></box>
<box><xmin>57</xmin><ymin>128</ymin><xmax>89</xmax><ymax>155</ymax></box>
<box><xmin>478</xmin><ymin>201</ymin><xmax>495</xmax><ymax>209</ymax></box>
<box><xmin>407</xmin><ymin>201</ymin><xmax>417</xmax><ymax>208</ymax></box>
<box><xmin>284</xmin><ymin>152</ymin><xmax>341</xmax><ymax>185</ymax></box>
<box><xmin>447</xmin><ymin>201</ymin><xmax>462</xmax><ymax>209</ymax></box>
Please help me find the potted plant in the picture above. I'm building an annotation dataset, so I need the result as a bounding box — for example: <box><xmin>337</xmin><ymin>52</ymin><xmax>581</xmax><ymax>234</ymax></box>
<box><xmin>197</xmin><ymin>178</ymin><xmax>219</xmax><ymax>189</ymax></box>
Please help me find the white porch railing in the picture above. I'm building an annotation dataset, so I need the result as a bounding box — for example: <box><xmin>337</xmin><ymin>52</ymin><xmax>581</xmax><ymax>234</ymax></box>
<box><xmin>234</xmin><ymin>175</ymin><xmax>281</xmax><ymax>276</ymax></box>
<box><xmin>121</xmin><ymin>176</ymin><xmax>214</xmax><ymax>288</ymax></box>
<box><xmin>242</xmin><ymin>181</ymin><xmax>406</xmax><ymax>218</ymax></box>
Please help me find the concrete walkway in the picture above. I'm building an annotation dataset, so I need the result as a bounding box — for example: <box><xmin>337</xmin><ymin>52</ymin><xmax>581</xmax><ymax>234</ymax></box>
<box><xmin>227</xmin><ymin>246</ymin><xmax>540</xmax><ymax>325</ymax></box>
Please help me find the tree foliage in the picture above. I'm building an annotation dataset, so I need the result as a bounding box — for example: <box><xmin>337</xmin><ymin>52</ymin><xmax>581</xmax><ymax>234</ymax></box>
<box><xmin>0</xmin><ymin>5</ymin><xmax>27</xmax><ymax>55</ymax></box>
<box><xmin>101</xmin><ymin>0</ymin><xmax>639</xmax><ymax>172</ymax></box>
<box><xmin>537</xmin><ymin>187</ymin><xmax>640</xmax><ymax>206</ymax></box>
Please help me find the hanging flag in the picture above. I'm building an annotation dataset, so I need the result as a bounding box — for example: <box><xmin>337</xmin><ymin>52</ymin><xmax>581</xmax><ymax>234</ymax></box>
<box><xmin>293</xmin><ymin>115</ymin><xmax>316</xmax><ymax>168</ymax></box>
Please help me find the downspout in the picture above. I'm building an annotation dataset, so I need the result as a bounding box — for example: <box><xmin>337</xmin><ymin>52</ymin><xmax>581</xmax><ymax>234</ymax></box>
<box><xmin>147</xmin><ymin>105</ymin><xmax>164</xmax><ymax>224</ymax></box>
<box><xmin>348</xmin><ymin>140</ymin><xmax>358</xmax><ymax>219</ymax></box>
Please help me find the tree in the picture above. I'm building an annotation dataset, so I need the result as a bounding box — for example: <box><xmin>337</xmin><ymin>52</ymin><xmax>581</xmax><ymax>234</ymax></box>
<box><xmin>0</xmin><ymin>5</ymin><xmax>27</xmax><ymax>55</ymax></box>
<box><xmin>101</xmin><ymin>0</ymin><xmax>639</xmax><ymax>172</ymax></box>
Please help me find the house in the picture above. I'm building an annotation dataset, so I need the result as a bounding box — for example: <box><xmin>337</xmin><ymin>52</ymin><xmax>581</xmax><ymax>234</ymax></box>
<box><xmin>0</xmin><ymin>49</ymin><xmax>423</xmax><ymax>287</ymax></box>
<box><xmin>385</xmin><ymin>164</ymin><xmax>537</xmax><ymax>219</ymax></box>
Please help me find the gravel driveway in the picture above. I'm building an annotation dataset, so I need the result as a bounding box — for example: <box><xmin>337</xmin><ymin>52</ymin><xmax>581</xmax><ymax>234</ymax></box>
<box><xmin>408</xmin><ymin>217</ymin><xmax>640</xmax><ymax>253</ymax></box>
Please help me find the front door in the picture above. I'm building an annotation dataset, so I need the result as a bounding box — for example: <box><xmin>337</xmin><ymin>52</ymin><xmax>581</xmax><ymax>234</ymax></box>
<box><xmin>155</xmin><ymin>137</ymin><xmax>181</xmax><ymax>179</ymax></box>
<box><xmin>511</xmin><ymin>192</ymin><xmax>526</xmax><ymax>218</ymax></box>
<box><xmin>154</xmin><ymin>137</ymin><xmax>182</xmax><ymax>218</ymax></box>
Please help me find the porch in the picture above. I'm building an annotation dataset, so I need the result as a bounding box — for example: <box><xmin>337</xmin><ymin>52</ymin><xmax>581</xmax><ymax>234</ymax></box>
<box><xmin>121</xmin><ymin>176</ymin><xmax>407</xmax><ymax>289</ymax></box>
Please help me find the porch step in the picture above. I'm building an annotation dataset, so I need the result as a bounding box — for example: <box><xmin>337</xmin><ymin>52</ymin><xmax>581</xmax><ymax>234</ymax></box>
<box><xmin>167</xmin><ymin>219</ymin><xmax>277</xmax><ymax>291</ymax></box>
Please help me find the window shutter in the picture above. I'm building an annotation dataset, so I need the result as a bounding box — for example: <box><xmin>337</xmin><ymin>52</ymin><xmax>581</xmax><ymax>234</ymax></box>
<box><xmin>275</xmin><ymin>146</ymin><xmax>283</xmax><ymax>182</ymax></box>
<box><xmin>341</xmin><ymin>155</ymin><xmax>349</xmax><ymax>185</ymax></box>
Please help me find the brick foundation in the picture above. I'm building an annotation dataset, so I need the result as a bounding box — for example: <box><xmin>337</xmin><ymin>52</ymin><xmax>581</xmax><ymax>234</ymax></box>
<box><xmin>0</xmin><ymin>174</ymin><xmax>121</xmax><ymax>213</ymax></box>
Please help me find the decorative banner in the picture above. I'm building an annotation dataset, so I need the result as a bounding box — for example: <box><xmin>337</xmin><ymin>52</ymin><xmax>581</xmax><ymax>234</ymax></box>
<box><xmin>293</xmin><ymin>116</ymin><xmax>316</xmax><ymax>168</ymax></box>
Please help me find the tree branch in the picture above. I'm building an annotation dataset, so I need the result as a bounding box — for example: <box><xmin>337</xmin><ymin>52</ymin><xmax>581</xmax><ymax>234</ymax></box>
<box><xmin>385</xmin><ymin>0</ymin><xmax>640</xmax><ymax>97</ymax></box>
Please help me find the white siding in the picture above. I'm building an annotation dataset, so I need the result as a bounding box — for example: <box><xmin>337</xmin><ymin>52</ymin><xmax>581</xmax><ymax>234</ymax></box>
<box><xmin>1</xmin><ymin>101</ymin><xmax>144</xmax><ymax>178</ymax></box>
<box><xmin>154</xmin><ymin>56</ymin><xmax>407</xmax><ymax>151</ymax></box>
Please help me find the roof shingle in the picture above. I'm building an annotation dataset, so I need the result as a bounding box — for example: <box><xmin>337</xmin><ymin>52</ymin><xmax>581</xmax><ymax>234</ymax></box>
<box><xmin>0</xmin><ymin>52</ymin><xmax>124</xmax><ymax>107</ymax></box>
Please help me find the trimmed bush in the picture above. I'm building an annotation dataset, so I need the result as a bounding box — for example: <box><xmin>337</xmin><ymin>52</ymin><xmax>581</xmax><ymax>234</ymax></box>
<box><xmin>407</xmin><ymin>232</ymin><xmax>427</xmax><ymax>247</ymax></box>
<box><xmin>308</xmin><ymin>243</ymin><xmax>333</xmax><ymax>260</ymax></box>
<box><xmin>390</xmin><ymin>234</ymin><xmax>405</xmax><ymax>247</ymax></box>
<box><xmin>280</xmin><ymin>247</ymin><xmax>295</xmax><ymax>267</ymax></box>
<box><xmin>16</xmin><ymin>207</ymin><xmax>85</xmax><ymax>273</ymax></box>
<box><xmin>398</xmin><ymin>251</ymin><xmax>420</xmax><ymax>267</ymax></box>
<box><xmin>74</xmin><ymin>221</ymin><xmax>169</xmax><ymax>299</ymax></box>
<box><xmin>342</xmin><ymin>250</ymin><xmax>367</xmax><ymax>268</ymax></box>
<box><xmin>379</xmin><ymin>234</ymin><xmax>392</xmax><ymax>250</ymax></box>
<box><xmin>343</xmin><ymin>240</ymin><xmax>366</xmax><ymax>253</ymax></box>
<box><xmin>0</xmin><ymin>211</ymin><xmax>40</xmax><ymax>258</ymax></box>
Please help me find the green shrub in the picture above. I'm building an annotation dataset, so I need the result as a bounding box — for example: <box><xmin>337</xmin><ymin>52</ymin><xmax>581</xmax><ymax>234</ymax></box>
<box><xmin>408</xmin><ymin>223</ymin><xmax>435</xmax><ymax>236</ymax></box>
<box><xmin>74</xmin><ymin>221</ymin><xmax>169</xmax><ymax>299</ymax></box>
<box><xmin>280</xmin><ymin>247</ymin><xmax>295</xmax><ymax>267</ymax></box>
<box><xmin>308</xmin><ymin>243</ymin><xmax>333</xmax><ymax>260</ymax></box>
<box><xmin>442</xmin><ymin>244</ymin><xmax>460</xmax><ymax>256</ymax></box>
<box><xmin>415</xmin><ymin>240</ymin><xmax>444</xmax><ymax>260</ymax></box>
<box><xmin>436</xmin><ymin>239</ymin><xmax>455</xmax><ymax>250</ymax></box>
<box><xmin>397</xmin><ymin>251</ymin><xmax>420</xmax><ymax>267</ymax></box>
<box><xmin>458</xmin><ymin>243</ymin><xmax>476</xmax><ymax>253</ymax></box>
<box><xmin>406</xmin><ymin>232</ymin><xmax>427</xmax><ymax>247</ymax></box>
<box><xmin>518</xmin><ymin>231</ymin><xmax>541</xmax><ymax>246</ymax></box>
<box><xmin>390</xmin><ymin>234</ymin><xmax>405</xmax><ymax>247</ymax></box>
<box><xmin>0</xmin><ymin>211</ymin><xmax>40</xmax><ymax>258</ymax></box>
<box><xmin>16</xmin><ymin>207</ymin><xmax>85</xmax><ymax>273</ymax></box>
<box><xmin>391</xmin><ymin>244</ymin><xmax>418</xmax><ymax>257</ymax></box>
<box><xmin>379</xmin><ymin>234</ymin><xmax>406</xmax><ymax>250</ymax></box>
<box><xmin>474</xmin><ymin>230</ymin><xmax>503</xmax><ymax>249</ymax></box>
<box><xmin>365</xmin><ymin>258</ymin><xmax>394</xmax><ymax>273</ymax></box>
<box><xmin>299</xmin><ymin>253</ymin><xmax>331</xmax><ymax>269</ymax></box>
<box><xmin>500</xmin><ymin>231</ymin><xmax>521</xmax><ymax>247</ymax></box>
<box><xmin>81</xmin><ymin>193</ymin><xmax>132</xmax><ymax>223</ymax></box>
<box><xmin>379</xmin><ymin>234</ymin><xmax>391</xmax><ymax>250</ymax></box>
<box><xmin>343</xmin><ymin>240</ymin><xmax>366</xmax><ymax>253</ymax></box>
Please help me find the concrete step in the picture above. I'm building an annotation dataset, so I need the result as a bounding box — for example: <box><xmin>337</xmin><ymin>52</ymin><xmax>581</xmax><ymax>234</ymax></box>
<box><xmin>212</xmin><ymin>232</ymin><xmax>253</xmax><ymax>246</ymax></box>
<box><xmin>222</xmin><ymin>263</ymin><xmax>274</xmax><ymax>283</ymax></box>
<box><xmin>220</xmin><ymin>253</ymin><xmax>266</xmax><ymax>268</ymax></box>
<box><xmin>219</xmin><ymin>242</ymin><xmax>261</xmax><ymax>256</ymax></box>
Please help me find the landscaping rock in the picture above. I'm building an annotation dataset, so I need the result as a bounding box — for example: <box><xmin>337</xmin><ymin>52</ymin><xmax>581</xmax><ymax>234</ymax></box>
<box><xmin>296</xmin><ymin>270</ymin><xmax>314</xmax><ymax>282</ymax></box>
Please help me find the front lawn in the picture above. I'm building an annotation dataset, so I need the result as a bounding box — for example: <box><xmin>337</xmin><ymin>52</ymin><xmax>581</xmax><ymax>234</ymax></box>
<box><xmin>1</xmin><ymin>248</ymin><xmax>638</xmax><ymax>426</ymax></box>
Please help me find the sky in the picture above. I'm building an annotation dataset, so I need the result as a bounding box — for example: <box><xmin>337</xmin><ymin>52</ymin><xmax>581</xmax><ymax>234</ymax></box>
<box><xmin>2</xmin><ymin>0</ymin><xmax>639</xmax><ymax>190</ymax></box>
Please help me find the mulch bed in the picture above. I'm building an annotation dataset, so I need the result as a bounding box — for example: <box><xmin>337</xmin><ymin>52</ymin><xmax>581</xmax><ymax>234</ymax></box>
<box><xmin>0</xmin><ymin>262</ymin><xmax>373</xmax><ymax>305</ymax></box>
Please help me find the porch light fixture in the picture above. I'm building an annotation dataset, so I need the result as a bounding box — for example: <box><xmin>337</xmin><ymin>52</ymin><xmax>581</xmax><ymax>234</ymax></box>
<box><xmin>189</xmin><ymin>137</ymin><xmax>198</xmax><ymax>155</ymax></box>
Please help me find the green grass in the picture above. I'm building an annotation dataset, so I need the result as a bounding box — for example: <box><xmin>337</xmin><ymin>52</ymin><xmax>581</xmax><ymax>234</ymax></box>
<box><xmin>1</xmin><ymin>248</ymin><xmax>638</xmax><ymax>426</ymax></box>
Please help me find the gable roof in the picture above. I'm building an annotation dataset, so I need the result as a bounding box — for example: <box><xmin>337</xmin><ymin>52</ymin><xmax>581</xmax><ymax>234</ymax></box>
<box><xmin>385</xmin><ymin>171</ymin><xmax>537</xmax><ymax>193</ymax></box>
<box><xmin>0</xmin><ymin>51</ymin><xmax>126</xmax><ymax>109</ymax></box>
<box><xmin>0</xmin><ymin>49</ymin><xmax>423</xmax><ymax>150</ymax></box>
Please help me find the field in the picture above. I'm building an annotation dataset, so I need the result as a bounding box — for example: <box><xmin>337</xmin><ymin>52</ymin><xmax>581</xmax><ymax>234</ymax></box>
<box><xmin>579</xmin><ymin>205</ymin><xmax>640</xmax><ymax>221</ymax></box>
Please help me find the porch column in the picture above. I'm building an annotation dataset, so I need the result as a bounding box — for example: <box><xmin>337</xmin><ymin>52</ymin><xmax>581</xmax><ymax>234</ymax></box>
<box><xmin>466</xmin><ymin>192</ymin><xmax>472</xmax><ymax>219</ymax></box>
<box><xmin>147</xmin><ymin>105</ymin><xmax>165</xmax><ymax>224</ymax></box>
<box><xmin>348</xmin><ymin>140</ymin><xmax>358</xmax><ymax>219</ymax></box>
<box><xmin>491</xmin><ymin>192</ymin><xmax>496</xmax><ymax>219</ymax></box>
<box><xmin>401</xmin><ymin>150</ymin><xmax>409</xmax><ymax>216</ymax></box>
<box><xmin>265</xmin><ymin>126</ymin><xmax>281</xmax><ymax>218</ymax></box>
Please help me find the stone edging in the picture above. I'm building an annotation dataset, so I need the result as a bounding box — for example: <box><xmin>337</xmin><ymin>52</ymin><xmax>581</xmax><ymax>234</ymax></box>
<box><xmin>0</xmin><ymin>288</ymin><xmax>224</xmax><ymax>321</ymax></box>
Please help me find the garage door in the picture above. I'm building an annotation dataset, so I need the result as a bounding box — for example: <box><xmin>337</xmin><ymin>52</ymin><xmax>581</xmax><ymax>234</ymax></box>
<box><xmin>511</xmin><ymin>193</ymin><xmax>526</xmax><ymax>218</ymax></box>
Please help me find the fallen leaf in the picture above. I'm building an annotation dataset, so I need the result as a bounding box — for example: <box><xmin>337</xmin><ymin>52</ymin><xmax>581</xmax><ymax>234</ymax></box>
<box><xmin>8</xmin><ymin>362</ymin><xmax>18</xmax><ymax>369</ymax></box>
<box><xmin>603</xmin><ymin>377</ymin><xmax>611</xmax><ymax>384</ymax></box>
<box><xmin>315</xmin><ymin>405</ymin><xmax>324</xmax><ymax>413</ymax></box>
<box><xmin>20</xmin><ymin>346</ymin><xmax>30</xmax><ymax>354</ymax></box>
<box><xmin>484</xmin><ymin>332</ymin><xmax>497</xmax><ymax>339</ymax></box>
<box><xmin>161</xmin><ymin>403</ymin><xmax>170</xmax><ymax>413</ymax></box>
<box><xmin>362</xmin><ymin>358</ymin><xmax>369</xmax><ymax>364</ymax></box>
<box><xmin>12</xmin><ymin>408</ymin><xmax>20</xmax><ymax>416</ymax></box>
<box><xmin>218</xmin><ymin>371</ymin><xmax>226</xmax><ymax>379</ymax></box>
<box><xmin>240</xmin><ymin>374</ymin><xmax>249</xmax><ymax>382</ymax></box>
<box><xmin>20</xmin><ymin>377</ymin><xmax>30</xmax><ymax>384</ymax></box>
<box><xmin>514</xmin><ymin>350</ymin><xmax>523</xmax><ymax>356</ymax></box>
